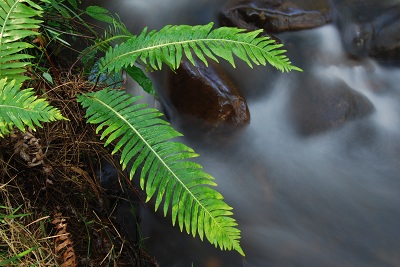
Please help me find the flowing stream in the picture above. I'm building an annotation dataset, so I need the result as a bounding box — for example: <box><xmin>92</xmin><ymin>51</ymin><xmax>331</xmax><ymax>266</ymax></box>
<box><xmin>90</xmin><ymin>1</ymin><xmax>400</xmax><ymax>266</ymax></box>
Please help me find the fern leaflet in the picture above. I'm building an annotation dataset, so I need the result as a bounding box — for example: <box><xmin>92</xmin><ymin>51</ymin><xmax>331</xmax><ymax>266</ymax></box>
<box><xmin>0</xmin><ymin>0</ymin><xmax>47</xmax><ymax>84</ymax></box>
<box><xmin>0</xmin><ymin>78</ymin><xmax>66</xmax><ymax>137</ymax></box>
<box><xmin>99</xmin><ymin>22</ymin><xmax>302</xmax><ymax>74</ymax></box>
<box><xmin>77</xmin><ymin>88</ymin><xmax>245</xmax><ymax>255</ymax></box>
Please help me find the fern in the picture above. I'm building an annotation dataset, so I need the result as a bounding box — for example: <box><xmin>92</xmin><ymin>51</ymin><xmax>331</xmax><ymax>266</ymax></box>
<box><xmin>0</xmin><ymin>1</ymin><xmax>301</xmax><ymax>257</ymax></box>
<box><xmin>85</xmin><ymin>5</ymin><xmax>131</xmax><ymax>40</ymax></box>
<box><xmin>0</xmin><ymin>78</ymin><xmax>66</xmax><ymax>137</ymax></box>
<box><xmin>0</xmin><ymin>0</ymin><xmax>47</xmax><ymax>85</ymax></box>
<box><xmin>99</xmin><ymin>22</ymin><xmax>302</xmax><ymax>74</ymax></box>
<box><xmin>82</xmin><ymin>6</ymin><xmax>156</xmax><ymax>95</ymax></box>
<box><xmin>0</xmin><ymin>0</ymin><xmax>66</xmax><ymax>137</ymax></box>
<box><xmin>77</xmin><ymin>88</ymin><xmax>244</xmax><ymax>255</ymax></box>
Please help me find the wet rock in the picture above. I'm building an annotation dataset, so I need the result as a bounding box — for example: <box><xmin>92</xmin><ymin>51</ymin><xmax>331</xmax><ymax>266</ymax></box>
<box><xmin>333</xmin><ymin>0</ymin><xmax>400</xmax><ymax>62</ymax></box>
<box><xmin>337</xmin><ymin>21</ymin><xmax>373</xmax><ymax>59</ymax></box>
<box><xmin>220</xmin><ymin>0</ymin><xmax>332</xmax><ymax>33</ymax></box>
<box><xmin>369</xmin><ymin>8</ymin><xmax>400</xmax><ymax>62</ymax></box>
<box><xmin>289</xmin><ymin>78</ymin><xmax>374</xmax><ymax>136</ymax></box>
<box><xmin>164</xmin><ymin>57</ymin><xmax>250</xmax><ymax>134</ymax></box>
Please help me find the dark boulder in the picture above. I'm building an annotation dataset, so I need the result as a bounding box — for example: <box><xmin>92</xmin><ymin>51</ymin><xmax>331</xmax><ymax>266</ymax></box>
<box><xmin>369</xmin><ymin>8</ymin><xmax>400</xmax><ymax>62</ymax></box>
<box><xmin>164</xmin><ymin>57</ymin><xmax>250</xmax><ymax>135</ymax></box>
<box><xmin>333</xmin><ymin>0</ymin><xmax>400</xmax><ymax>62</ymax></box>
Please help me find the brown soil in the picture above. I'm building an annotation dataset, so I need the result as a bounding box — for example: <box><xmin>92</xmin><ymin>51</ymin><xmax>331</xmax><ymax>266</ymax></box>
<box><xmin>0</xmin><ymin>71</ymin><xmax>158</xmax><ymax>266</ymax></box>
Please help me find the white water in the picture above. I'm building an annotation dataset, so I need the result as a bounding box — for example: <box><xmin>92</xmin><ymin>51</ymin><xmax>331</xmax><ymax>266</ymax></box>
<box><xmin>94</xmin><ymin>1</ymin><xmax>400</xmax><ymax>266</ymax></box>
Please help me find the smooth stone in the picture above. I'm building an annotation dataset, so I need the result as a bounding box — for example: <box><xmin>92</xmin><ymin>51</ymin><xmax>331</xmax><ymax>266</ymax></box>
<box><xmin>164</xmin><ymin>57</ymin><xmax>250</xmax><ymax>135</ymax></box>
<box><xmin>333</xmin><ymin>0</ymin><xmax>400</xmax><ymax>62</ymax></box>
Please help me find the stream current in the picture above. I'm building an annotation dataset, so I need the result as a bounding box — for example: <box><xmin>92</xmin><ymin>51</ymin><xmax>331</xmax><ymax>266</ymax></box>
<box><xmin>90</xmin><ymin>1</ymin><xmax>400</xmax><ymax>266</ymax></box>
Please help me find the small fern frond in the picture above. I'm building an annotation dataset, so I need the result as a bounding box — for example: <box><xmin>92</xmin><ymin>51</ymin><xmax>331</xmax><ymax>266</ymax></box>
<box><xmin>85</xmin><ymin>6</ymin><xmax>132</xmax><ymax>53</ymax></box>
<box><xmin>77</xmin><ymin>88</ymin><xmax>245</xmax><ymax>255</ymax></box>
<box><xmin>0</xmin><ymin>78</ymin><xmax>66</xmax><ymax>137</ymax></box>
<box><xmin>0</xmin><ymin>121</ymin><xmax>14</xmax><ymax>138</ymax></box>
<box><xmin>83</xmin><ymin>6</ymin><xmax>157</xmax><ymax>95</ymax></box>
<box><xmin>0</xmin><ymin>0</ymin><xmax>47</xmax><ymax>84</ymax></box>
<box><xmin>99</xmin><ymin>22</ymin><xmax>302</xmax><ymax>75</ymax></box>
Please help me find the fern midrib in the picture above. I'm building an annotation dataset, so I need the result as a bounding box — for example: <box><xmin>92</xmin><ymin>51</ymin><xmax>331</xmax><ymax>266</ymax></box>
<box><xmin>0</xmin><ymin>0</ymin><xmax>19</xmax><ymax>48</ymax></box>
<box><xmin>94</xmin><ymin>96</ymin><xmax>231</xmax><ymax>240</ymax></box>
<box><xmin>0</xmin><ymin>104</ymin><xmax>47</xmax><ymax>114</ymax></box>
<box><xmin>102</xmin><ymin>38</ymin><xmax>268</xmax><ymax>69</ymax></box>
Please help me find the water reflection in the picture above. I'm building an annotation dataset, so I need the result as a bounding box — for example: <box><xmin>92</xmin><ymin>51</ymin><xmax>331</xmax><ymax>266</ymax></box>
<box><xmin>92</xmin><ymin>0</ymin><xmax>400</xmax><ymax>266</ymax></box>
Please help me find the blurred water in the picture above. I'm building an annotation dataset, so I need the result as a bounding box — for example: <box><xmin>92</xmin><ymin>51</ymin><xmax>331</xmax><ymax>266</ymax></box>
<box><xmin>90</xmin><ymin>1</ymin><xmax>400</xmax><ymax>266</ymax></box>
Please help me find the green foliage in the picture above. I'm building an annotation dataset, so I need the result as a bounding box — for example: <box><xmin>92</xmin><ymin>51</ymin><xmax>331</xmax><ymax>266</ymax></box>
<box><xmin>86</xmin><ymin>5</ymin><xmax>117</xmax><ymax>24</ymax></box>
<box><xmin>77</xmin><ymin>88</ymin><xmax>244</xmax><ymax>255</ymax></box>
<box><xmin>0</xmin><ymin>78</ymin><xmax>66</xmax><ymax>137</ymax></box>
<box><xmin>0</xmin><ymin>0</ymin><xmax>301</xmax><ymax>257</ymax></box>
<box><xmin>85</xmin><ymin>5</ymin><xmax>131</xmax><ymax>39</ymax></box>
<box><xmin>123</xmin><ymin>65</ymin><xmax>156</xmax><ymax>96</ymax></box>
<box><xmin>0</xmin><ymin>0</ymin><xmax>48</xmax><ymax>85</ymax></box>
<box><xmin>0</xmin><ymin>247</ymin><xmax>38</xmax><ymax>266</ymax></box>
<box><xmin>83</xmin><ymin>6</ymin><xmax>158</xmax><ymax>95</ymax></box>
<box><xmin>0</xmin><ymin>205</ymin><xmax>41</xmax><ymax>265</ymax></box>
<box><xmin>0</xmin><ymin>0</ymin><xmax>65</xmax><ymax>136</ymax></box>
<box><xmin>99</xmin><ymin>22</ymin><xmax>302</xmax><ymax>75</ymax></box>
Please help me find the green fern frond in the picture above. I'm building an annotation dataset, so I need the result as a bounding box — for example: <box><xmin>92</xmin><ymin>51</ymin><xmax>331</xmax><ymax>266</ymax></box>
<box><xmin>83</xmin><ymin>6</ymin><xmax>157</xmax><ymax>95</ymax></box>
<box><xmin>0</xmin><ymin>0</ymin><xmax>48</xmax><ymax>84</ymax></box>
<box><xmin>77</xmin><ymin>88</ymin><xmax>245</xmax><ymax>255</ymax></box>
<box><xmin>90</xmin><ymin>6</ymin><xmax>132</xmax><ymax>42</ymax></box>
<box><xmin>0</xmin><ymin>121</ymin><xmax>14</xmax><ymax>138</ymax></box>
<box><xmin>99</xmin><ymin>22</ymin><xmax>302</xmax><ymax>74</ymax></box>
<box><xmin>0</xmin><ymin>78</ymin><xmax>66</xmax><ymax>137</ymax></box>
